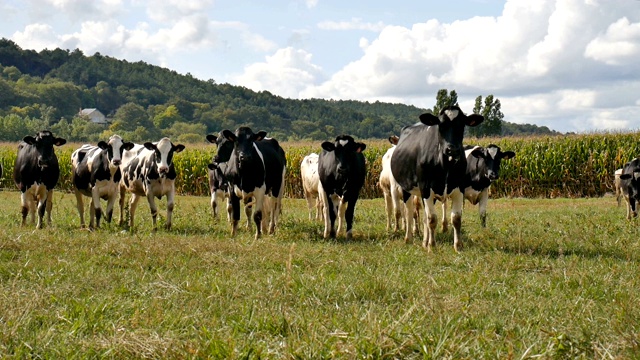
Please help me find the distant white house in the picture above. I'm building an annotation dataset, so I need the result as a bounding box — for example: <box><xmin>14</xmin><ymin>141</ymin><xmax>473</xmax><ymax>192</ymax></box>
<box><xmin>78</xmin><ymin>108</ymin><xmax>108</xmax><ymax>125</ymax></box>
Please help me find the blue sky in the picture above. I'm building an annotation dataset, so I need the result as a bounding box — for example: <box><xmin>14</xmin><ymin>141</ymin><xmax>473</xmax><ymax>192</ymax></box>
<box><xmin>1</xmin><ymin>0</ymin><xmax>640</xmax><ymax>133</ymax></box>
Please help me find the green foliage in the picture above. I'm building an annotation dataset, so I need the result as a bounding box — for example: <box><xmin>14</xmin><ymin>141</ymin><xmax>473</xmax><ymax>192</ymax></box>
<box><xmin>433</xmin><ymin>89</ymin><xmax>458</xmax><ymax>115</ymax></box>
<box><xmin>470</xmin><ymin>95</ymin><xmax>504</xmax><ymax>137</ymax></box>
<box><xmin>0</xmin><ymin>40</ymin><xmax>557</xmax><ymax>142</ymax></box>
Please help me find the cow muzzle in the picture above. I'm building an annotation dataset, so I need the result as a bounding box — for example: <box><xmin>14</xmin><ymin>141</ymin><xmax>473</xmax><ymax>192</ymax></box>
<box><xmin>112</xmin><ymin>159</ymin><xmax>121</xmax><ymax>166</ymax></box>
<box><xmin>159</xmin><ymin>166</ymin><xmax>169</xmax><ymax>175</ymax></box>
<box><xmin>444</xmin><ymin>147</ymin><xmax>462</xmax><ymax>162</ymax></box>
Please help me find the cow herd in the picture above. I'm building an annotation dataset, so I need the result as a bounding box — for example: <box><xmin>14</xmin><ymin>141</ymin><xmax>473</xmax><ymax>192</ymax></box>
<box><xmin>8</xmin><ymin>105</ymin><xmax>640</xmax><ymax>252</ymax></box>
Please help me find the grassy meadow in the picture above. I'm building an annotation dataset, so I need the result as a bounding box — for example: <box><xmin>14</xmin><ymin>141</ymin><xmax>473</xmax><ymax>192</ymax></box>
<box><xmin>1</xmin><ymin>188</ymin><xmax>640</xmax><ymax>358</ymax></box>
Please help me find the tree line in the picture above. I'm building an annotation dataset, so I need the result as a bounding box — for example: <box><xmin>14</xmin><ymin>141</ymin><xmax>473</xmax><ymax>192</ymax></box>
<box><xmin>0</xmin><ymin>38</ymin><xmax>559</xmax><ymax>143</ymax></box>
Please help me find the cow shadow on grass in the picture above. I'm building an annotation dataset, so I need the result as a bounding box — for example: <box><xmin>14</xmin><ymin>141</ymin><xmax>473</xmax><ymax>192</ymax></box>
<box><xmin>468</xmin><ymin>234</ymin><xmax>640</xmax><ymax>263</ymax></box>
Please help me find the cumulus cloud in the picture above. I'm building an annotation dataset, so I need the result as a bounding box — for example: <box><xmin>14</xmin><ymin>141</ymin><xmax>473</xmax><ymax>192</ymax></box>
<box><xmin>234</xmin><ymin>47</ymin><xmax>324</xmax><ymax>99</ymax></box>
<box><xmin>24</xmin><ymin>0</ymin><xmax>123</xmax><ymax>21</ymax></box>
<box><xmin>291</xmin><ymin>0</ymin><xmax>640</xmax><ymax>132</ymax></box>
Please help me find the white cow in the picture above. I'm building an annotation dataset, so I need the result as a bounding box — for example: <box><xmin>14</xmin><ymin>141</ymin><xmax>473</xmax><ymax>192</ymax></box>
<box><xmin>119</xmin><ymin>138</ymin><xmax>185</xmax><ymax>231</ymax></box>
<box><xmin>301</xmin><ymin>153</ymin><xmax>322</xmax><ymax>220</ymax></box>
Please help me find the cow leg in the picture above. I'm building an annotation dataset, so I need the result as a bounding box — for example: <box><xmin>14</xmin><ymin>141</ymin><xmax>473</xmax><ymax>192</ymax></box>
<box><xmin>251</xmin><ymin>191</ymin><xmax>265</xmax><ymax>240</ymax></box>
<box><xmin>244</xmin><ymin>197</ymin><xmax>253</xmax><ymax>230</ymax></box>
<box><xmin>20</xmin><ymin>192</ymin><xmax>30</xmax><ymax>227</ymax></box>
<box><xmin>305</xmin><ymin>191</ymin><xmax>315</xmax><ymax>221</ymax></box>
<box><xmin>105</xmin><ymin>193</ymin><xmax>116</xmax><ymax>225</ymax></box>
<box><xmin>441</xmin><ymin>197</ymin><xmax>449</xmax><ymax>232</ymax></box>
<box><xmin>210</xmin><ymin>190</ymin><xmax>218</xmax><ymax>220</ymax></box>
<box><xmin>230</xmin><ymin>192</ymin><xmax>241</xmax><ymax>237</ymax></box>
<box><xmin>226</xmin><ymin>196</ymin><xmax>233</xmax><ymax>223</ymax></box>
<box><xmin>402</xmin><ymin>193</ymin><xmax>416</xmax><ymax>244</ymax></box>
<box><xmin>89</xmin><ymin>199</ymin><xmax>96</xmax><ymax>229</ymax></box>
<box><xmin>146</xmin><ymin>193</ymin><xmax>159</xmax><ymax>232</ymax></box>
<box><xmin>128</xmin><ymin>193</ymin><xmax>141</xmax><ymax>230</ymax></box>
<box><xmin>45</xmin><ymin>189</ymin><xmax>54</xmax><ymax>226</ymax></box>
<box><xmin>344</xmin><ymin>198</ymin><xmax>358</xmax><ymax>240</ymax></box>
<box><xmin>92</xmin><ymin>187</ymin><xmax>102</xmax><ymax>229</ymax></box>
<box><xmin>629</xmin><ymin>198</ymin><xmax>638</xmax><ymax>219</ymax></box>
<box><xmin>315</xmin><ymin>197</ymin><xmax>323</xmax><ymax>221</ymax></box>
<box><xmin>118</xmin><ymin>186</ymin><xmax>127</xmax><ymax>226</ymax></box>
<box><xmin>166</xmin><ymin>187</ymin><xmax>175</xmax><ymax>230</ymax></box>
<box><xmin>478</xmin><ymin>188</ymin><xmax>489</xmax><ymax>227</ymax></box>
<box><xmin>382</xmin><ymin>190</ymin><xmax>393</xmax><ymax>231</ymax></box>
<box><xmin>450</xmin><ymin>189</ymin><xmax>464</xmax><ymax>252</ymax></box>
<box><xmin>74</xmin><ymin>189</ymin><xmax>86</xmax><ymax>228</ymax></box>
<box><xmin>422</xmin><ymin>195</ymin><xmax>438</xmax><ymax>251</ymax></box>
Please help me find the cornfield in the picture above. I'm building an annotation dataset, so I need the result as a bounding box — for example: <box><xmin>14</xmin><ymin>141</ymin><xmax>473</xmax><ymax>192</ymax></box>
<box><xmin>0</xmin><ymin>132</ymin><xmax>638</xmax><ymax>199</ymax></box>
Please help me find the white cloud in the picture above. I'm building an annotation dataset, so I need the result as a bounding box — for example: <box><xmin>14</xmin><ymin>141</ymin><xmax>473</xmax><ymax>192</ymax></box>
<box><xmin>317</xmin><ymin>18</ymin><xmax>386</xmax><ymax>32</ymax></box>
<box><xmin>12</xmin><ymin>23</ymin><xmax>60</xmax><ymax>51</ymax></box>
<box><xmin>234</xmin><ymin>47</ymin><xmax>324</xmax><ymax>99</ymax></box>
<box><xmin>143</xmin><ymin>0</ymin><xmax>214</xmax><ymax>23</ymax></box>
<box><xmin>585</xmin><ymin>17</ymin><xmax>640</xmax><ymax>66</ymax></box>
<box><xmin>304</xmin><ymin>0</ymin><xmax>318</xmax><ymax>9</ymax></box>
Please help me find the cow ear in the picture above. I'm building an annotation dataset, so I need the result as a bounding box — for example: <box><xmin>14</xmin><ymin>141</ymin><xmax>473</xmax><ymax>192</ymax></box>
<box><xmin>356</xmin><ymin>142</ymin><xmax>366</xmax><ymax>153</ymax></box>
<box><xmin>469</xmin><ymin>148</ymin><xmax>485</xmax><ymax>159</ymax></box>
<box><xmin>502</xmin><ymin>151</ymin><xmax>516</xmax><ymax>160</ymax></box>
<box><xmin>174</xmin><ymin>144</ymin><xmax>186</xmax><ymax>153</ymax></box>
<box><xmin>23</xmin><ymin>136</ymin><xmax>36</xmax><ymax>145</ymax></box>
<box><xmin>419</xmin><ymin>113</ymin><xmax>439</xmax><ymax>126</ymax></box>
<box><xmin>321</xmin><ymin>141</ymin><xmax>335</xmax><ymax>152</ymax></box>
<box><xmin>255</xmin><ymin>131</ymin><xmax>267</xmax><ymax>141</ymax></box>
<box><xmin>54</xmin><ymin>138</ymin><xmax>67</xmax><ymax>146</ymax></box>
<box><xmin>222</xmin><ymin>130</ymin><xmax>236</xmax><ymax>142</ymax></box>
<box><xmin>465</xmin><ymin>114</ymin><xmax>484</xmax><ymax>127</ymax></box>
<box><xmin>123</xmin><ymin>142</ymin><xmax>135</xmax><ymax>151</ymax></box>
<box><xmin>388</xmin><ymin>135</ymin><xmax>399</xmax><ymax>145</ymax></box>
<box><xmin>97</xmin><ymin>141</ymin><xmax>109</xmax><ymax>150</ymax></box>
<box><xmin>206</xmin><ymin>134</ymin><xmax>217</xmax><ymax>144</ymax></box>
<box><xmin>143</xmin><ymin>142</ymin><xmax>155</xmax><ymax>150</ymax></box>
<box><xmin>208</xmin><ymin>163</ymin><xmax>218</xmax><ymax>170</ymax></box>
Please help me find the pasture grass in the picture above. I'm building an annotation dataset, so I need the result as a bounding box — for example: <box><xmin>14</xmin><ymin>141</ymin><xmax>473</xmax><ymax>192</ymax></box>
<box><xmin>1</xmin><ymin>190</ymin><xmax>640</xmax><ymax>358</ymax></box>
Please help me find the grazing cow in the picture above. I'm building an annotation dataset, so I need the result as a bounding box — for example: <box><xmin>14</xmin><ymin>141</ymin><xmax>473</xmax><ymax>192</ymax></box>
<box><xmin>13</xmin><ymin>130</ymin><xmax>66</xmax><ymax>228</ymax></box>
<box><xmin>441</xmin><ymin>144</ymin><xmax>515</xmax><ymax>231</ymax></box>
<box><xmin>213</xmin><ymin>127</ymin><xmax>286</xmax><ymax>239</ymax></box>
<box><xmin>71</xmin><ymin>135</ymin><xmax>135</xmax><ymax>229</ymax></box>
<box><xmin>618</xmin><ymin>158</ymin><xmax>640</xmax><ymax>219</ymax></box>
<box><xmin>318</xmin><ymin>135</ymin><xmax>367</xmax><ymax>239</ymax></box>
<box><xmin>614</xmin><ymin>168</ymin><xmax>623</xmax><ymax>206</ymax></box>
<box><xmin>379</xmin><ymin>135</ymin><xmax>422</xmax><ymax>233</ymax></box>
<box><xmin>390</xmin><ymin>106</ymin><xmax>483</xmax><ymax>252</ymax></box>
<box><xmin>206</xmin><ymin>133</ymin><xmax>254</xmax><ymax>228</ymax></box>
<box><xmin>120</xmin><ymin>138</ymin><xmax>185</xmax><ymax>231</ymax></box>
<box><xmin>301</xmin><ymin>153</ymin><xmax>322</xmax><ymax>221</ymax></box>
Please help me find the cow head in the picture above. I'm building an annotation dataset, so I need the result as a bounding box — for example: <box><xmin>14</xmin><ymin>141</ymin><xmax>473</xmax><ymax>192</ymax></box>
<box><xmin>470</xmin><ymin>144</ymin><xmax>516</xmax><ymax>181</ymax></box>
<box><xmin>143</xmin><ymin>137</ymin><xmax>185</xmax><ymax>176</ymax></box>
<box><xmin>221</xmin><ymin>127</ymin><xmax>267</xmax><ymax>169</ymax></box>
<box><xmin>97</xmin><ymin>135</ymin><xmax>135</xmax><ymax>167</ymax></box>
<box><xmin>419</xmin><ymin>105</ymin><xmax>484</xmax><ymax>162</ymax></box>
<box><xmin>321</xmin><ymin>135</ymin><xmax>366</xmax><ymax>180</ymax></box>
<box><xmin>206</xmin><ymin>132</ymin><xmax>235</xmax><ymax>164</ymax></box>
<box><xmin>23</xmin><ymin>130</ymin><xmax>66</xmax><ymax>168</ymax></box>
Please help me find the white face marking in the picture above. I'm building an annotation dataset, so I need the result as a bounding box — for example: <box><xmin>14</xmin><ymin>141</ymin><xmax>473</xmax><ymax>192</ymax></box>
<box><xmin>339</xmin><ymin>140</ymin><xmax>349</xmax><ymax>146</ymax></box>
<box><xmin>109</xmin><ymin>135</ymin><xmax>124</xmax><ymax>164</ymax></box>
<box><xmin>155</xmin><ymin>138</ymin><xmax>173</xmax><ymax>170</ymax></box>
<box><xmin>488</xmin><ymin>147</ymin><xmax>499</xmax><ymax>159</ymax></box>
<box><xmin>444</xmin><ymin>109</ymin><xmax>459</xmax><ymax>121</ymax></box>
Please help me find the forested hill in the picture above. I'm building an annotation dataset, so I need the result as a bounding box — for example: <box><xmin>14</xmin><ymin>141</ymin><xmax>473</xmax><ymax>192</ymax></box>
<box><xmin>0</xmin><ymin>38</ymin><xmax>559</xmax><ymax>143</ymax></box>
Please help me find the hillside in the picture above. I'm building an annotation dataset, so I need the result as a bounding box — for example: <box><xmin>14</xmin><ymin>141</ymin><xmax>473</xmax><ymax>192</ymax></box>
<box><xmin>0</xmin><ymin>38</ymin><xmax>559</xmax><ymax>143</ymax></box>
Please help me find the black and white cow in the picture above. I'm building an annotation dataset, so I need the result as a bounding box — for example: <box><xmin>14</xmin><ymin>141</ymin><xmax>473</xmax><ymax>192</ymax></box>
<box><xmin>120</xmin><ymin>137</ymin><xmax>185</xmax><ymax>231</ymax></box>
<box><xmin>71</xmin><ymin>135</ymin><xmax>135</xmax><ymax>229</ymax></box>
<box><xmin>213</xmin><ymin>127</ymin><xmax>286</xmax><ymax>239</ymax></box>
<box><xmin>206</xmin><ymin>133</ymin><xmax>254</xmax><ymax>228</ymax></box>
<box><xmin>13</xmin><ymin>130</ymin><xmax>66</xmax><ymax>228</ymax></box>
<box><xmin>618</xmin><ymin>158</ymin><xmax>640</xmax><ymax>219</ymax></box>
<box><xmin>390</xmin><ymin>106</ymin><xmax>483</xmax><ymax>252</ymax></box>
<box><xmin>318</xmin><ymin>135</ymin><xmax>367</xmax><ymax>240</ymax></box>
<box><xmin>441</xmin><ymin>144</ymin><xmax>515</xmax><ymax>231</ymax></box>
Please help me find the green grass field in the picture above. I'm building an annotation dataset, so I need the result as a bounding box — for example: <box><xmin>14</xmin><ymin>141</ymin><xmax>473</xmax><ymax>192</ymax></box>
<box><xmin>1</xmin><ymin>190</ymin><xmax>640</xmax><ymax>359</ymax></box>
